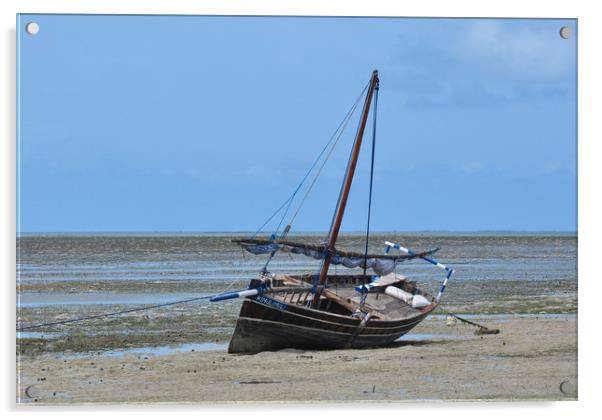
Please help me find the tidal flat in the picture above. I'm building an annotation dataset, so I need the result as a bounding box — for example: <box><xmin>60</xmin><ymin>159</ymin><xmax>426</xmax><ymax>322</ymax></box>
<box><xmin>16</xmin><ymin>233</ymin><xmax>577</xmax><ymax>402</ymax></box>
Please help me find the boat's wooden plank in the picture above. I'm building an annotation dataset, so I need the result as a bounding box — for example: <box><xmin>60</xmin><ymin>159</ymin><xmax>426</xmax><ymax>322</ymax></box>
<box><xmin>241</xmin><ymin>296</ymin><xmax>430</xmax><ymax>334</ymax></box>
<box><xmin>227</xmin><ymin>309</ymin><xmax>428</xmax><ymax>353</ymax></box>
<box><xmin>276</xmin><ymin>274</ymin><xmax>388</xmax><ymax>319</ymax></box>
<box><xmin>371</xmin><ymin>272</ymin><xmax>407</xmax><ymax>287</ymax></box>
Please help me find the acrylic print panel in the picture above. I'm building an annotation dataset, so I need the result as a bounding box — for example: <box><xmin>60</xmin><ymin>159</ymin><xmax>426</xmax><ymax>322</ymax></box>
<box><xmin>16</xmin><ymin>14</ymin><xmax>577</xmax><ymax>403</ymax></box>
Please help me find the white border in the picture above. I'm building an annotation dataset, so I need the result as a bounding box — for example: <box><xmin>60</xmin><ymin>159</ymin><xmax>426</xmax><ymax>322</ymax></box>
<box><xmin>3</xmin><ymin>1</ymin><xmax>600</xmax><ymax>418</ymax></box>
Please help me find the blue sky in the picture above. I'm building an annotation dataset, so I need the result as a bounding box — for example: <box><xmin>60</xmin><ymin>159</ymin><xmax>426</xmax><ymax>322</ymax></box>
<box><xmin>17</xmin><ymin>15</ymin><xmax>577</xmax><ymax>233</ymax></box>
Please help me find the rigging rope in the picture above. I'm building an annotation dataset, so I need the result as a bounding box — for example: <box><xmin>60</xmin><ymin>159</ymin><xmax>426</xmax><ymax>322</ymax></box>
<box><xmin>312</xmin><ymin>84</ymin><xmax>372</xmax><ymax>293</ymax></box>
<box><xmin>362</xmin><ymin>84</ymin><xmax>379</xmax><ymax>277</ymax></box>
<box><xmin>287</xmin><ymin>91</ymin><xmax>365</xmax><ymax>228</ymax></box>
<box><xmin>258</xmin><ymin>82</ymin><xmax>369</xmax><ymax>274</ymax></box>
<box><xmin>250</xmin><ymin>82</ymin><xmax>369</xmax><ymax>239</ymax></box>
<box><xmin>263</xmin><ymin>95</ymin><xmax>360</xmax><ymax>272</ymax></box>
<box><xmin>325</xmin><ymin>100</ymin><xmax>364</xmax><ymax>244</ymax></box>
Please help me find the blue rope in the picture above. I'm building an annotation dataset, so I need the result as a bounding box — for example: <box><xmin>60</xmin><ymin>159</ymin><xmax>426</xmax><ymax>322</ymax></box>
<box><xmin>363</xmin><ymin>85</ymin><xmax>379</xmax><ymax>277</ymax></box>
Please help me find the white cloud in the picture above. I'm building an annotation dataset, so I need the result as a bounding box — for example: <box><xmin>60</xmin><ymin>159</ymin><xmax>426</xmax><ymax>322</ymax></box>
<box><xmin>456</xmin><ymin>20</ymin><xmax>574</xmax><ymax>80</ymax></box>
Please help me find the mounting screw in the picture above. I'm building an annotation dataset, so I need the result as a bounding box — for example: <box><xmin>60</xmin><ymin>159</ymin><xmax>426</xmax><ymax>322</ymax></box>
<box><xmin>25</xmin><ymin>22</ymin><xmax>40</xmax><ymax>35</ymax></box>
<box><xmin>559</xmin><ymin>26</ymin><xmax>571</xmax><ymax>39</ymax></box>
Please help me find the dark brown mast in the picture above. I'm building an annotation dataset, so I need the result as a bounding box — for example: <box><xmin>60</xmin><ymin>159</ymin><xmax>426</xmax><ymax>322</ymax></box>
<box><xmin>312</xmin><ymin>69</ymin><xmax>379</xmax><ymax>305</ymax></box>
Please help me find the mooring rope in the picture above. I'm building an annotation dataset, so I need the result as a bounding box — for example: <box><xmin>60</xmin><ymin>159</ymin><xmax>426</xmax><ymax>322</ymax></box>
<box><xmin>17</xmin><ymin>280</ymin><xmax>241</xmax><ymax>332</ymax></box>
<box><xmin>441</xmin><ymin>309</ymin><xmax>500</xmax><ymax>334</ymax></box>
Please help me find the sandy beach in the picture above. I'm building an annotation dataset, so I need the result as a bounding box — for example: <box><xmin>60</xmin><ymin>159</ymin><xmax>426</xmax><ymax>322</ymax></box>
<box><xmin>17</xmin><ymin>313</ymin><xmax>577</xmax><ymax>403</ymax></box>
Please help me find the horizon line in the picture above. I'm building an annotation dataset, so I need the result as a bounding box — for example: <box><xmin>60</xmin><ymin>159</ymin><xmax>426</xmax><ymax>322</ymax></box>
<box><xmin>16</xmin><ymin>229</ymin><xmax>578</xmax><ymax>235</ymax></box>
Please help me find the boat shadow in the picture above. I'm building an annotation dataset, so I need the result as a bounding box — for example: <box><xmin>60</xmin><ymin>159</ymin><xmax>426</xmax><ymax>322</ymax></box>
<box><xmin>258</xmin><ymin>335</ymin><xmax>464</xmax><ymax>355</ymax></box>
<box><xmin>264</xmin><ymin>339</ymin><xmax>452</xmax><ymax>355</ymax></box>
<box><xmin>384</xmin><ymin>339</ymin><xmax>454</xmax><ymax>348</ymax></box>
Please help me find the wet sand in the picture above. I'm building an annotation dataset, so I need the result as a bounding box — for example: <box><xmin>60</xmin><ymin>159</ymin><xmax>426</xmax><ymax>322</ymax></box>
<box><xmin>16</xmin><ymin>314</ymin><xmax>577</xmax><ymax>403</ymax></box>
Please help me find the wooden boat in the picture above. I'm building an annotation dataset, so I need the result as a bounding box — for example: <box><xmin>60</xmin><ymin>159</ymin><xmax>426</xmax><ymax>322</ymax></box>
<box><xmin>217</xmin><ymin>70</ymin><xmax>454</xmax><ymax>354</ymax></box>
<box><xmin>226</xmin><ymin>272</ymin><xmax>436</xmax><ymax>353</ymax></box>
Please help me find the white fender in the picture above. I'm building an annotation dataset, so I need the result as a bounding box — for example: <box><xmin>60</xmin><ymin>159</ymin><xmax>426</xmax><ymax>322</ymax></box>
<box><xmin>384</xmin><ymin>286</ymin><xmax>413</xmax><ymax>304</ymax></box>
<box><xmin>410</xmin><ymin>294</ymin><xmax>431</xmax><ymax>309</ymax></box>
<box><xmin>384</xmin><ymin>286</ymin><xmax>430</xmax><ymax>309</ymax></box>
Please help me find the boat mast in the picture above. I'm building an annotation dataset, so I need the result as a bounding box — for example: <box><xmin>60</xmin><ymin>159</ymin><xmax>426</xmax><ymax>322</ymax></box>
<box><xmin>312</xmin><ymin>70</ymin><xmax>379</xmax><ymax>305</ymax></box>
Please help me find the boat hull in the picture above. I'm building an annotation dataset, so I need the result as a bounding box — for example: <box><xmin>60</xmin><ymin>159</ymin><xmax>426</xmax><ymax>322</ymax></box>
<box><xmin>228</xmin><ymin>295</ymin><xmax>434</xmax><ymax>353</ymax></box>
